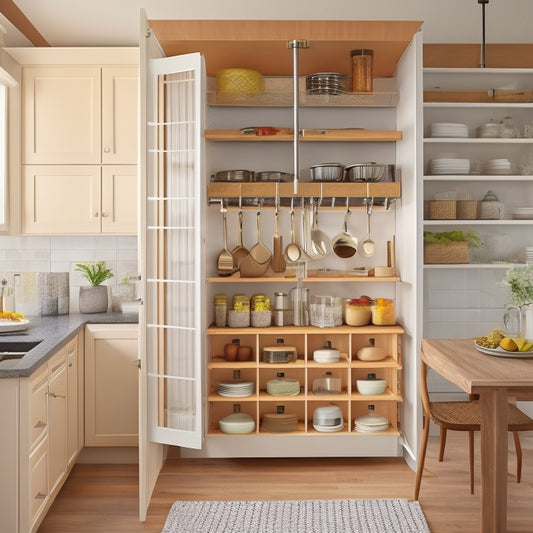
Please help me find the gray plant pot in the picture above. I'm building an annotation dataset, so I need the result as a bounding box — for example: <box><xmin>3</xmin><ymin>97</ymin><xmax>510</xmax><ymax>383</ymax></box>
<box><xmin>79</xmin><ymin>285</ymin><xmax>108</xmax><ymax>314</ymax></box>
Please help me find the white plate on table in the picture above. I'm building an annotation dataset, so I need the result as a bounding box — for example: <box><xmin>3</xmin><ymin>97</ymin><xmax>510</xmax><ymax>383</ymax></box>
<box><xmin>474</xmin><ymin>343</ymin><xmax>533</xmax><ymax>359</ymax></box>
<box><xmin>0</xmin><ymin>319</ymin><xmax>30</xmax><ymax>333</ymax></box>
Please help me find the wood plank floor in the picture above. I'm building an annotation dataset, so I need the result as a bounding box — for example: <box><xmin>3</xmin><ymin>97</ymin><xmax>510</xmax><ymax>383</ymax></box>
<box><xmin>37</xmin><ymin>433</ymin><xmax>533</xmax><ymax>533</ymax></box>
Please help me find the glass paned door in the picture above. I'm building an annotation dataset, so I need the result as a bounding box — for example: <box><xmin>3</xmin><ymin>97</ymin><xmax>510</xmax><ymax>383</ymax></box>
<box><xmin>145</xmin><ymin>53</ymin><xmax>205</xmax><ymax>449</ymax></box>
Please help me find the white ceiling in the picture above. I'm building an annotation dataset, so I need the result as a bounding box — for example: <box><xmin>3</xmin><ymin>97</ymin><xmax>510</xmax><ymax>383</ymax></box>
<box><xmin>1</xmin><ymin>0</ymin><xmax>533</xmax><ymax>49</ymax></box>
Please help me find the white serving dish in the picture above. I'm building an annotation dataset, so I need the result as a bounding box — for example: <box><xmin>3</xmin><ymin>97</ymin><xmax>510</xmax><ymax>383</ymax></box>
<box><xmin>218</xmin><ymin>412</ymin><xmax>255</xmax><ymax>434</ymax></box>
<box><xmin>0</xmin><ymin>319</ymin><xmax>30</xmax><ymax>333</ymax></box>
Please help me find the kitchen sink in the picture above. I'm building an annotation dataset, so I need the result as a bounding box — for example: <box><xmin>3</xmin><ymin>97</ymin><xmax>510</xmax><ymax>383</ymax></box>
<box><xmin>0</xmin><ymin>340</ymin><xmax>43</xmax><ymax>362</ymax></box>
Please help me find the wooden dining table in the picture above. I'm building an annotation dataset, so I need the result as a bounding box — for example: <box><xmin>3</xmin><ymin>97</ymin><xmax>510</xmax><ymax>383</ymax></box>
<box><xmin>421</xmin><ymin>338</ymin><xmax>533</xmax><ymax>533</ymax></box>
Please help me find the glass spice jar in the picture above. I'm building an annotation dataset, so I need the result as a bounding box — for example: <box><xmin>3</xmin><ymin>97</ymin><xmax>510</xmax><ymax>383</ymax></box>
<box><xmin>371</xmin><ymin>298</ymin><xmax>396</xmax><ymax>326</ymax></box>
<box><xmin>345</xmin><ymin>296</ymin><xmax>373</xmax><ymax>326</ymax></box>
<box><xmin>214</xmin><ymin>294</ymin><xmax>227</xmax><ymax>327</ymax></box>
<box><xmin>350</xmin><ymin>49</ymin><xmax>373</xmax><ymax>93</ymax></box>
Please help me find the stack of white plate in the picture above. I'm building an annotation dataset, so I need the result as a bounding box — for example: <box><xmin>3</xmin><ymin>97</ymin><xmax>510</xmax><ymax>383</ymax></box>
<box><xmin>483</xmin><ymin>159</ymin><xmax>512</xmax><ymax>175</ymax></box>
<box><xmin>353</xmin><ymin>412</ymin><xmax>389</xmax><ymax>433</ymax></box>
<box><xmin>430</xmin><ymin>122</ymin><xmax>468</xmax><ymax>138</ymax></box>
<box><xmin>526</xmin><ymin>247</ymin><xmax>533</xmax><ymax>265</ymax></box>
<box><xmin>217</xmin><ymin>381</ymin><xmax>255</xmax><ymax>397</ymax></box>
<box><xmin>430</xmin><ymin>158</ymin><xmax>470</xmax><ymax>175</ymax></box>
<box><xmin>512</xmin><ymin>207</ymin><xmax>533</xmax><ymax>220</ymax></box>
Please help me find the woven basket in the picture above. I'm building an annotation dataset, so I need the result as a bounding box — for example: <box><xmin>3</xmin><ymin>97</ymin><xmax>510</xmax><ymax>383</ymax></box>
<box><xmin>428</xmin><ymin>200</ymin><xmax>457</xmax><ymax>220</ymax></box>
<box><xmin>424</xmin><ymin>241</ymin><xmax>469</xmax><ymax>264</ymax></box>
<box><xmin>457</xmin><ymin>200</ymin><xmax>478</xmax><ymax>220</ymax></box>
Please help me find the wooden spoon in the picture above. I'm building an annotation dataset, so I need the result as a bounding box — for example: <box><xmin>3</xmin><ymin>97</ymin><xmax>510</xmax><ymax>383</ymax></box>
<box><xmin>271</xmin><ymin>208</ymin><xmax>286</xmax><ymax>273</ymax></box>
<box><xmin>217</xmin><ymin>206</ymin><xmax>236</xmax><ymax>276</ymax></box>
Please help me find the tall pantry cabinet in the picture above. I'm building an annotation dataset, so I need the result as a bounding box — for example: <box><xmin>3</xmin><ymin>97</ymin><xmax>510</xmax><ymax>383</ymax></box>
<box><xmin>3</xmin><ymin>48</ymin><xmax>139</xmax><ymax>234</ymax></box>
<box><xmin>139</xmin><ymin>16</ymin><xmax>423</xmax><ymax>516</ymax></box>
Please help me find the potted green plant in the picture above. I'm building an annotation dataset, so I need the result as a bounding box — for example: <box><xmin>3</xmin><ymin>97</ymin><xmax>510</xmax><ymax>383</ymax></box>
<box><xmin>75</xmin><ymin>261</ymin><xmax>114</xmax><ymax>313</ymax></box>
<box><xmin>502</xmin><ymin>265</ymin><xmax>533</xmax><ymax>340</ymax></box>
<box><xmin>423</xmin><ymin>230</ymin><xmax>482</xmax><ymax>264</ymax></box>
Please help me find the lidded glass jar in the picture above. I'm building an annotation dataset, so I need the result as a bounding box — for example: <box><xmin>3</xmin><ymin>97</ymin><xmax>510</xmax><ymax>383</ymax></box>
<box><xmin>479</xmin><ymin>190</ymin><xmax>503</xmax><ymax>220</ymax></box>
<box><xmin>214</xmin><ymin>293</ymin><xmax>227</xmax><ymax>327</ymax></box>
<box><xmin>350</xmin><ymin>49</ymin><xmax>373</xmax><ymax>93</ymax></box>
<box><xmin>371</xmin><ymin>298</ymin><xmax>396</xmax><ymax>326</ymax></box>
<box><xmin>345</xmin><ymin>295</ymin><xmax>373</xmax><ymax>326</ymax></box>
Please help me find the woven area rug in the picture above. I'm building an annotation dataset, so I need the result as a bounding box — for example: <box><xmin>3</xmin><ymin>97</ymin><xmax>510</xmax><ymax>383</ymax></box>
<box><xmin>161</xmin><ymin>499</ymin><xmax>431</xmax><ymax>533</ymax></box>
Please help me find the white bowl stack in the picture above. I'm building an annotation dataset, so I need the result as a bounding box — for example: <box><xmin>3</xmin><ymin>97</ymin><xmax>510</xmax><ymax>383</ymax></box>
<box><xmin>511</xmin><ymin>207</ymin><xmax>533</xmax><ymax>220</ymax></box>
<box><xmin>526</xmin><ymin>247</ymin><xmax>533</xmax><ymax>265</ymax></box>
<box><xmin>430</xmin><ymin>122</ymin><xmax>468</xmax><ymax>138</ymax></box>
<box><xmin>483</xmin><ymin>158</ymin><xmax>512</xmax><ymax>175</ymax></box>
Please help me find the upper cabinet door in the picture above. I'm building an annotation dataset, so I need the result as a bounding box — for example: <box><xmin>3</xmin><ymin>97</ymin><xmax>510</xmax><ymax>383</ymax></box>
<box><xmin>23</xmin><ymin>67</ymin><xmax>101</xmax><ymax>164</ymax></box>
<box><xmin>101</xmin><ymin>165</ymin><xmax>138</xmax><ymax>233</ymax></box>
<box><xmin>102</xmin><ymin>67</ymin><xmax>139</xmax><ymax>164</ymax></box>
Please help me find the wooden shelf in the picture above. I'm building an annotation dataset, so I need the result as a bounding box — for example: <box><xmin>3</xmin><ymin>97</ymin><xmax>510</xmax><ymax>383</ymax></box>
<box><xmin>206</xmin><ymin>273</ymin><xmax>400</xmax><ymax>283</ymax></box>
<box><xmin>207</xmin><ymin>325</ymin><xmax>404</xmax><ymax>335</ymax></box>
<box><xmin>205</xmin><ymin>129</ymin><xmax>402</xmax><ymax>142</ymax></box>
<box><xmin>207</xmin><ymin>181</ymin><xmax>401</xmax><ymax>200</ymax></box>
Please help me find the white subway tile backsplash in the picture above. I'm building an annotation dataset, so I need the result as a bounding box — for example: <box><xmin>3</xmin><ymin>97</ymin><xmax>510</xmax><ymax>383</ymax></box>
<box><xmin>429</xmin><ymin>288</ymin><xmax>480</xmax><ymax>309</ymax></box>
<box><xmin>0</xmin><ymin>234</ymin><xmax>138</xmax><ymax>314</ymax></box>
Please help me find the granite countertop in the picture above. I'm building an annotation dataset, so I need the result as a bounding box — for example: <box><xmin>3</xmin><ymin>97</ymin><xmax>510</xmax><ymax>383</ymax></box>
<box><xmin>0</xmin><ymin>313</ymin><xmax>138</xmax><ymax>378</ymax></box>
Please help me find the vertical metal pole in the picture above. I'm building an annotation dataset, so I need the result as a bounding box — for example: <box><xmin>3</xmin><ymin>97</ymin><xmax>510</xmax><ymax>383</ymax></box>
<box><xmin>478</xmin><ymin>0</ymin><xmax>489</xmax><ymax>68</ymax></box>
<box><xmin>288</xmin><ymin>39</ymin><xmax>309</xmax><ymax>195</ymax></box>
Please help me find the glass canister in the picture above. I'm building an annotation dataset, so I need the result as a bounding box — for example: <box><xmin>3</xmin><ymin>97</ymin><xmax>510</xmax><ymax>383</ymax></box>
<box><xmin>371</xmin><ymin>298</ymin><xmax>396</xmax><ymax>326</ymax></box>
<box><xmin>350</xmin><ymin>49</ymin><xmax>373</xmax><ymax>93</ymax></box>
<box><xmin>345</xmin><ymin>296</ymin><xmax>373</xmax><ymax>326</ymax></box>
<box><xmin>479</xmin><ymin>190</ymin><xmax>503</xmax><ymax>220</ymax></box>
<box><xmin>214</xmin><ymin>294</ymin><xmax>227</xmax><ymax>327</ymax></box>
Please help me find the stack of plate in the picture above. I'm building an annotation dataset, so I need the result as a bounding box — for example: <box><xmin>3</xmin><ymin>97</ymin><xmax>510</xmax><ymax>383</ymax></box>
<box><xmin>430</xmin><ymin>158</ymin><xmax>470</xmax><ymax>175</ymax></box>
<box><xmin>217</xmin><ymin>381</ymin><xmax>255</xmax><ymax>397</ymax></box>
<box><xmin>526</xmin><ymin>247</ymin><xmax>533</xmax><ymax>265</ymax></box>
<box><xmin>306</xmin><ymin>72</ymin><xmax>348</xmax><ymax>95</ymax></box>
<box><xmin>353</xmin><ymin>412</ymin><xmax>389</xmax><ymax>433</ymax></box>
<box><xmin>261</xmin><ymin>413</ymin><xmax>299</xmax><ymax>432</ymax></box>
<box><xmin>483</xmin><ymin>159</ymin><xmax>512</xmax><ymax>175</ymax></box>
<box><xmin>430</xmin><ymin>122</ymin><xmax>468</xmax><ymax>138</ymax></box>
<box><xmin>512</xmin><ymin>207</ymin><xmax>533</xmax><ymax>220</ymax></box>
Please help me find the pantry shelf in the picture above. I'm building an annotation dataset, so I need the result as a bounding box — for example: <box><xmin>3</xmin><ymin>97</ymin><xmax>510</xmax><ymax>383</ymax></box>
<box><xmin>205</xmin><ymin>129</ymin><xmax>402</xmax><ymax>142</ymax></box>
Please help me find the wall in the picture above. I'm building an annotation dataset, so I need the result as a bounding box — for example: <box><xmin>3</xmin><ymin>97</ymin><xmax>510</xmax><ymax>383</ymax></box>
<box><xmin>0</xmin><ymin>234</ymin><xmax>138</xmax><ymax>314</ymax></box>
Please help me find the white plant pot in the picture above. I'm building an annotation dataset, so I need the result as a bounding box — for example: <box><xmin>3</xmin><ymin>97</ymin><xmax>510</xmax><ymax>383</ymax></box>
<box><xmin>79</xmin><ymin>285</ymin><xmax>108</xmax><ymax>314</ymax></box>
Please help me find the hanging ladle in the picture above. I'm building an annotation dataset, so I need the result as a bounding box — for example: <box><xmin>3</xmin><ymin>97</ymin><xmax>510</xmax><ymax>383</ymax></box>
<box><xmin>248</xmin><ymin>203</ymin><xmax>272</xmax><ymax>266</ymax></box>
<box><xmin>284</xmin><ymin>198</ymin><xmax>302</xmax><ymax>262</ymax></box>
<box><xmin>360</xmin><ymin>197</ymin><xmax>376</xmax><ymax>258</ymax></box>
<box><xmin>332</xmin><ymin>199</ymin><xmax>358</xmax><ymax>258</ymax></box>
<box><xmin>231</xmin><ymin>200</ymin><xmax>250</xmax><ymax>269</ymax></box>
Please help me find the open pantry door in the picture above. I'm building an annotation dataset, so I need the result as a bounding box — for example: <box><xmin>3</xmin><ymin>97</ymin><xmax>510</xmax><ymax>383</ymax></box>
<box><xmin>139</xmin><ymin>11</ymin><xmax>206</xmax><ymax>520</ymax></box>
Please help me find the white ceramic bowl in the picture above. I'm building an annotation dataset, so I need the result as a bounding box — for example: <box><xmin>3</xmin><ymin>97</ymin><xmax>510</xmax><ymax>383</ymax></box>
<box><xmin>219</xmin><ymin>413</ymin><xmax>255</xmax><ymax>434</ymax></box>
<box><xmin>356</xmin><ymin>379</ymin><xmax>387</xmax><ymax>395</ymax></box>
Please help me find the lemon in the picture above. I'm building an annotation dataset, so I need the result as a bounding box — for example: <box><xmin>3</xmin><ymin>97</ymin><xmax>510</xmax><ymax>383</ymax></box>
<box><xmin>521</xmin><ymin>341</ymin><xmax>533</xmax><ymax>352</ymax></box>
<box><xmin>500</xmin><ymin>337</ymin><xmax>518</xmax><ymax>352</ymax></box>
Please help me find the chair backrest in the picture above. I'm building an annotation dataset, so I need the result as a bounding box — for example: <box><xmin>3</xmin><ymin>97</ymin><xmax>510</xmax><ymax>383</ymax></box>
<box><xmin>419</xmin><ymin>349</ymin><xmax>431</xmax><ymax>419</ymax></box>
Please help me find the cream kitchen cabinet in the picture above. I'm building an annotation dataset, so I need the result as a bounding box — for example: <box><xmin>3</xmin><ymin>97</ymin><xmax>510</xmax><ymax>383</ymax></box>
<box><xmin>23</xmin><ymin>164</ymin><xmax>137</xmax><ymax>234</ymax></box>
<box><xmin>17</xmin><ymin>334</ymin><xmax>82</xmax><ymax>533</ymax></box>
<box><xmin>22</xmin><ymin>65</ymin><xmax>138</xmax><ymax>165</ymax></box>
<box><xmin>84</xmin><ymin>324</ymin><xmax>139</xmax><ymax>446</ymax></box>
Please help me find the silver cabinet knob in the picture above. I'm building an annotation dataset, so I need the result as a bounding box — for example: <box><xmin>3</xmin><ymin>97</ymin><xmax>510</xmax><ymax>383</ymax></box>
<box><xmin>104</xmin><ymin>147</ymin><xmax>110</xmax><ymax>153</ymax></box>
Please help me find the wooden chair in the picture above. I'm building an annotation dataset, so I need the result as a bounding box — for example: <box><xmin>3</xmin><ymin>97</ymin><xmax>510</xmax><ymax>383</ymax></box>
<box><xmin>414</xmin><ymin>353</ymin><xmax>533</xmax><ymax>500</ymax></box>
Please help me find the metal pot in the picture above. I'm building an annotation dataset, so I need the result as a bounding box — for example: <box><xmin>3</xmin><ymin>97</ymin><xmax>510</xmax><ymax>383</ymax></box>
<box><xmin>331</xmin><ymin>208</ymin><xmax>357</xmax><ymax>258</ymax></box>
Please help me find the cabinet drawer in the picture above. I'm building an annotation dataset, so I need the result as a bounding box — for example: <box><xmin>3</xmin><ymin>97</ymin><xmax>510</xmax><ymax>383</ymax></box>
<box><xmin>29</xmin><ymin>437</ymin><xmax>48</xmax><ymax>525</ymax></box>
<box><xmin>29</xmin><ymin>371</ymin><xmax>48</xmax><ymax>451</ymax></box>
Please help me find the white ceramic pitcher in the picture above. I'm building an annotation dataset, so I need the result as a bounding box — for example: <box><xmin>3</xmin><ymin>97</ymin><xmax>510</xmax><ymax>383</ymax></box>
<box><xmin>505</xmin><ymin>304</ymin><xmax>533</xmax><ymax>341</ymax></box>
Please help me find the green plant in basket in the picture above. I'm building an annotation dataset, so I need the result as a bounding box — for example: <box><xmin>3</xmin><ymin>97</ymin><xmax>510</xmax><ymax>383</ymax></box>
<box><xmin>423</xmin><ymin>230</ymin><xmax>483</xmax><ymax>247</ymax></box>
<box><xmin>75</xmin><ymin>261</ymin><xmax>114</xmax><ymax>286</ymax></box>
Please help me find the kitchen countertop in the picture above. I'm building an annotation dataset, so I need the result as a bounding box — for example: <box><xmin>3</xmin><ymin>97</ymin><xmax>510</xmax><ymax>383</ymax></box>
<box><xmin>0</xmin><ymin>313</ymin><xmax>139</xmax><ymax>378</ymax></box>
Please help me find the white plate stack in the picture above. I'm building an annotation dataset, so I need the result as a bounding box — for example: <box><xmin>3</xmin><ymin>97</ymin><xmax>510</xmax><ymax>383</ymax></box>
<box><xmin>483</xmin><ymin>159</ymin><xmax>512</xmax><ymax>175</ymax></box>
<box><xmin>526</xmin><ymin>247</ymin><xmax>533</xmax><ymax>265</ymax></box>
<box><xmin>512</xmin><ymin>207</ymin><xmax>533</xmax><ymax>220</ymax></box>
<box><xmin>430</xmin><ymin>158</ymin><xmax>470</xmax><ymax>175</ymax></box>
<box><xmin>217</xmin><ymin>381</ymin><xmax>255</xmax><ymax>397</ymax></box>
<box><xmin>430</xmin><ymin>122</ymin><xmax>468</xmax><ymax>138</ymax></box>
<box><xmin>353</xmin><ymin>412</ymin><xmax>390</xmax><ymax>433</ymax></box>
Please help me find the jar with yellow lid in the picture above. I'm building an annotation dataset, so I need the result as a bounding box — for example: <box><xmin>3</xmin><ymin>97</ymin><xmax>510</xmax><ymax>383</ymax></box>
<box><xmin>251</xmin><ymin>294</ymin><xmax>270</xmax><ymax>311</ymax></box>
<box><xmin>214</xmin><ymin>294</ymin><xmax>227</xmax><ymax>327</ymax></box>
<box><xmin>232</xmin><ymin>294</ymin><xmax>250</xmax><ymax>311</ymax></box>
<box><xmin>345</xmin><ymin>296</ymin><xmax>373</xmax><ymax>326</ymax></box>
<box><xmin>371</xmin><ymin>298</ymin><xmax>396</xmax><ymax>326</ymax></box>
